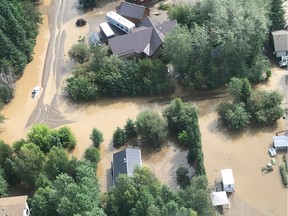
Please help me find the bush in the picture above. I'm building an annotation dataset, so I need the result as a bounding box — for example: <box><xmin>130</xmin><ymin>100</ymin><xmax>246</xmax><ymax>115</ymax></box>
<box><xmin>90</xmin><ymin>128</ymin><xmax>104</xmax><ymax>148</ymax></box>
<box><xmin>84</xmin><ymin>147</ymin><xmax>101</xmax><ymax>165</ymax></box>
<box><xmin>113</xmin><ymin>127</ymin><xmax>127</xmax><ymax>148</ymax></box>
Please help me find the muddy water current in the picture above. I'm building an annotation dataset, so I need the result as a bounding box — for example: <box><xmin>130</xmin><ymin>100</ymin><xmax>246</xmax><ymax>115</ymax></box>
<box><xmin>0</xmin><ymin>0</ymin><xmax>287</xmax><ymax>215</ymax></box>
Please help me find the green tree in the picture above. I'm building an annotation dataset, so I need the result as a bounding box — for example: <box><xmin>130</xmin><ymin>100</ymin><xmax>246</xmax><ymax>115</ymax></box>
<box><xmin>136</xmin><ymin>110</ymin><xmax>168</xmax><ymax>148</ymax></box>
<box><xmin>57</xmin><ymin>126</ymin><xmax>77</xmax><ymax>149</ymax></box>
<box><xmin>0</xmin><ymin>168</ymin><xmax>8</xmax><ymax>197</ymax></box>
<box><xmin>84</xmin><ymin>147</ymin><xmax>100</xmax><ymax>165</ymax></box>
<box><xmin>27</xmin><ymin>124</ymin><xmax>53</xmax><ymax>153</ymax></box>
<box><xmin>227</xmin><ymin>77</ymin><xmax>251</xmax><ymax>104</ymax></box>
<box><xmin>167</xmin><ymin>0</ymin><xmax>271</xmax><ymax>89</ymax></box>
<box><xmin>247</xmin><ymin>90</ymin><xmax>283</xmax><ymax>125</ymax></box>
<box><xmin>217</xmin><ymin>102</ymin><xmax>251</xmax><ymax>130</ymax></box>
<box><xmin>90</xmin><ymin>128</ymin><xmax>103</xmax><ymax>148</ymax></box>
<box><xmin>80</xmin><ymin>0</ymin><xmax>97</xmax><ymax>9</ymax></box>
<box><xmin>65</xmin><ymin>75</ymin><xmax>100</xmax><ymax>101</ymax></box>
<box><xmin>113</xmin><ymin>127</ymin><xmax>127</xmax><ymax>148</ymax></box>
<box><xmin>270</xmin><ymin>0</ymin><xmax>286</xmax><ymax>31</ymax></box>
<box><xmin>44</xmin><ymin>146</ymin><xmax>69</xmax><ymax>180</ymax></box>
<box><xmin>0</xmin><ymin>84</ymin><xmax>13</xmax><ymax>104</ymax></box>
<box><xmin>30</xmin><ymin>186</ymin><xmax>56</xmax><ymax>216</ymax></box>
<box><xmin>124</xmin><ymin>119</ymin><xmax>137</xmax><ymax>139</ymax></box>
<box><xmin>51</xmin><ymin>163</ymin><xmax>105</xmax><ymax>215</ymax></box>
<box><xmin>68</xmin><ymin>42</ymin><xmax>91</xmax><ymax>64</ymax></box>
<box><xmin>178</xmin><ymin>175</ymin><xmax>215</xmax><ymax>216</ymax></box>
<box><xmin>14</xmin><ymin>143</ymin><xmax>45</xmax><ymax>187</ymax></box>
<box><xmin>0</xmin><ymin>114</ymin><xmax>6</xmax><ymax>127</ymax></box>
<box><xmin>176</xmin><ymin>167</ymin><xmax>190</xmax><ymax>189</ymax></box>
<box><xmin>12</xmin><ymin>139</ymin><xmax>29</xmax><ymax>152</ymax></box>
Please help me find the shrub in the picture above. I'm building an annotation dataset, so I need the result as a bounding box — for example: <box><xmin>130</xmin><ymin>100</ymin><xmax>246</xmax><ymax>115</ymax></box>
<box><xmin>90</xmin><ymin>128</ymin><xmax>104</xmax><ymax>148</ymax></box>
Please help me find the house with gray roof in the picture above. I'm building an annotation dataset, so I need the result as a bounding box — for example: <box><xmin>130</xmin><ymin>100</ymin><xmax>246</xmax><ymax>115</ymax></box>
<box><xmin>108</xmin><ymin>17</ymin><xmax>177</xmax><ymax>58</ymax></box>
<box><xmin>0</xmin><ymin>195</ymin><xmax>30</xmax><ymax>216</ymax></box>
<box><xmin>112</xmin><ymin>148</ymin><xmax>142</xmax><ymax>184</ymax></box>
<box><xmin>118</xmin><ymin>2</ymin><xmax>150</xmax><ymax>24</ymax></box>
<box><xmin>271</xmin><ymin>29</ymin><xmax>288</xmax><ymax>57</ymax></box>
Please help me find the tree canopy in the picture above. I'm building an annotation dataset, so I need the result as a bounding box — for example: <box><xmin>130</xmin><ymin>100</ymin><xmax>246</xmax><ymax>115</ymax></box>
<box><xmin>166</xmin><ymin>0</ymin><xmax>271</xmax><ymax>90</ymax></box>
<box><xmin>136</xmin><ymin>110</ymin><xmax>168</xmax><ymax>148</ymax></box>
<box><xmin>104</xmin><ymin>167</ymin><xmax>199</xmax><ymax>216</ymax></box>
<box><xmin>65</xmin><ymin>45</ymin><xmax>174</xmax><ymax>101</ymax></box>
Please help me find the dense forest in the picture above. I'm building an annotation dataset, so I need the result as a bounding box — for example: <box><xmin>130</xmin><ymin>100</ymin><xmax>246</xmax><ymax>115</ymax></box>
<box><xmin>0</xmin><ymin>0</ymin><xmax>41</xmax><ymax>107</ymax></box>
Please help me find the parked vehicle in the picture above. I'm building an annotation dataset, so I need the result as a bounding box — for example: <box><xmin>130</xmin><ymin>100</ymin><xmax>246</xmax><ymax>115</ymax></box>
<box><xmin>90</xmin><ymin>32</ymin><xmax>101</xmax><ymax>46</ymax></box>
<box><xmin>279</xmin><ymin>55</ymin><xmax>288</xmax><ymax>67</ymax></box>
<box><xmin>99</xmin><ymin>22</ymin><xmax>115</xmax><ymax>39</ymax></box>
<box><xmin>31</xmin><ymin>87</ymin><xmax>41</xmax><ymax>98</ymax></box>
<box><xmin>268</xmin><ymin>147</ymin><xmax>276</xmax><ymax>157</ymax></box>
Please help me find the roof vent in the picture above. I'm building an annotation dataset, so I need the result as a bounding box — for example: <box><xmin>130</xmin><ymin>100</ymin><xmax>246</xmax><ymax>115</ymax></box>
<box><xmin>124</xmin><ymin>158</ymin><xmax>127</xmax><ymax>163</ymax></box>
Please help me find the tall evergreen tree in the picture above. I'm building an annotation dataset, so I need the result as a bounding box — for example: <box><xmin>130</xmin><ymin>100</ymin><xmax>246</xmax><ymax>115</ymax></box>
<box><xmin>270</xmin><ymin>0</ymin><xmax>286</xmax><ymax>30</ymax></box>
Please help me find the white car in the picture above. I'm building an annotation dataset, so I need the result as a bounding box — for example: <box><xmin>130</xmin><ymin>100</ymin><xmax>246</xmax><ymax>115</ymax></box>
<box><xmin>31</xmin><ymin>86</ymin><xmax>41</xmax><ymax>98</ymax></box>
<box><xmin>268</xmin><ymin>148</ymin><xmax>276</xmax><ymax>157</ymax></box>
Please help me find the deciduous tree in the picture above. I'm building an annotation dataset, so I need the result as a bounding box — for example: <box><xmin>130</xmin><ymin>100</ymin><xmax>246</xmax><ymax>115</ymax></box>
<box><xmin>136</xmin><ymin>110</ymin><xmax>168</xmax><ymax>148</ymax></box>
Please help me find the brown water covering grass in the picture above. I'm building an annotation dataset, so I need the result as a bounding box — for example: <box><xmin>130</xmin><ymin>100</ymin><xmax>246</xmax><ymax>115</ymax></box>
<box><xmin>0</xmin><ymin>0</ymin><xmax>287</xmax><ymax>215</ymax></box>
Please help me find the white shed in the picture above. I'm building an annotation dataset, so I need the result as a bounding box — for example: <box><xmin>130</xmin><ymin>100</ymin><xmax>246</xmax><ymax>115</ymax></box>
<box><xmin>211</xmin><ymin>191</ymin><xmax>230</xmax><ymax>209</ymax></box>
<box><xmin>221</xmin><ymin>169</ymin><xmax>235</xmax><ymax>192</ymax></box>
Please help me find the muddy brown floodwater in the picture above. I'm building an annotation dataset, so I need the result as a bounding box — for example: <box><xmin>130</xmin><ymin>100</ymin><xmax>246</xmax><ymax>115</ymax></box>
<box><xmin>0</xmin><ymin>0</ymin><xmax>287</xmax><ymax>215</ymax></box>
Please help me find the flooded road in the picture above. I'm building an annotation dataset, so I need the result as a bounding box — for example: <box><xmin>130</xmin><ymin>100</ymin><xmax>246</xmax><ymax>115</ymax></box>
<box><xmin>0</xmin><ymin>0</ymin><xmax>287</xmax><ymax>215</ymax></box>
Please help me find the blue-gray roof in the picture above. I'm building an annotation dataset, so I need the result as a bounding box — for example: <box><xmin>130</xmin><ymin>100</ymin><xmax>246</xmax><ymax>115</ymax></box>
<box><xmin>112</xmin><ymin>149</ymin><xmax>142</xmax><ymax>183</ymax></box>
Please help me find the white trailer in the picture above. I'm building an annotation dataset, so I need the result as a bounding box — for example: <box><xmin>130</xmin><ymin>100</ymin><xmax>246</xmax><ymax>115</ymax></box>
<box><xmin>221</xmin><ymin>169</ymin><xmax>235</xmax><ymax>193</ymax></box>
<box><xmin>105</xmin><ymin>11</ymin><xmax>135</xmax><ymax>34</ymax></box>
<box><xmin>99</xmin><ymin>22</ymin><xmax>115</xmax><ymax>39</ymax></box>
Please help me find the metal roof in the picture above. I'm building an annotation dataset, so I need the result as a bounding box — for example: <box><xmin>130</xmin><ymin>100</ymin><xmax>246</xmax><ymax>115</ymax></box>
<box><xmin>273</xmin><ymin>136</ymin><xmax>288</xmax><ymax>148</ymax></box>
<box><xmin>271</xmin><ymin>30</ymin><xmax>288</xmax><ymax>52</ymax></box>
<box><xmin>112</xmin><ymin>149</ymin><xmax>142</xmax><ymax>182</ymax></box>
<box><xmin>221</xmin><ymin>169</ymin><xmax>234</xmax><ymax>185</ymax></box>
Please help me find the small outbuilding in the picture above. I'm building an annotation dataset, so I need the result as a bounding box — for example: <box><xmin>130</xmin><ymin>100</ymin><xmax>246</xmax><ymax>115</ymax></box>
<box><xmin>111</xmin><ymin>148</ymin><xmax>142</xmax><ymax>185</ymax></box>
<box><xmin>273</xmin><ymin>136</ymin><xmax>288</xmax><ymax>150</ymax></box>
<box><xmin>211</xmin><ymin>191</ymin><xmax>230</xmax><ymax>209</ymax></box>
<box><xmin>271</xmin><ymin>29</ymin><xmax>288</xmax><ymax>57</ymax></box>
<box><xmin>221</xmin><ymin>169</ymin><xmax>235</xmax><ymax>193</ymax></box>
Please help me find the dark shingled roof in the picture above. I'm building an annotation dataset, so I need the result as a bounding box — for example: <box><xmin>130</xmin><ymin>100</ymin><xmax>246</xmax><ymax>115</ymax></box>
<box><xmin>112</xmin><ymin>149</ymin><xmax>142</xmax><ymax>183</ymax></box>
<box><xmin>119</xmin><ymin>2</ymin><xmax>147</xmax><ymax>20</ymax></box>
<box><xmin>108</xmin><ymin>17</ymin><xmax>177</xmax><ymax>57</ymax></box>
